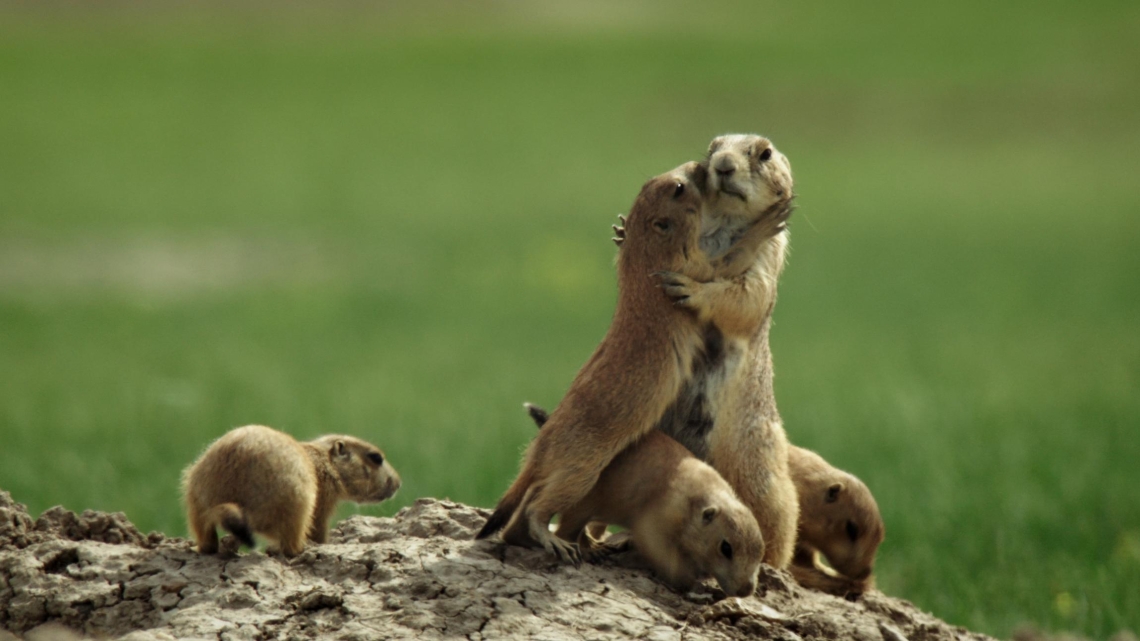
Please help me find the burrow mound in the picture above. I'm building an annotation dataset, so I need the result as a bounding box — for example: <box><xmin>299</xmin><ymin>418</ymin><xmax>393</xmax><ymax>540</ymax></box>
<box><xmin>1</xmin><ymin>490</ymin><xmax>993</xmax><ymax>640</ymax></box>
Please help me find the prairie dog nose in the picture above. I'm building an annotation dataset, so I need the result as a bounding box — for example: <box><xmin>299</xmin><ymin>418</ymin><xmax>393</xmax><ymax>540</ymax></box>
<box><xmin>714</xmin><ymin>158</ymin><xmax>735</xmax><ymax>177</ymax></box>
<box><xmin>736</xmin><ymin>581</ymin><xmax>757</xmax><ymax>597</ymax></box>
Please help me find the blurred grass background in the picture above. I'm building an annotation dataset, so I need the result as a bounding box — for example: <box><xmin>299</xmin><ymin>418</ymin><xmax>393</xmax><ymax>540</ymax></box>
<box><xmin>1</xmin><ymin>1</ymin><xmax>1138</xmax><ymax>637</ymax></box>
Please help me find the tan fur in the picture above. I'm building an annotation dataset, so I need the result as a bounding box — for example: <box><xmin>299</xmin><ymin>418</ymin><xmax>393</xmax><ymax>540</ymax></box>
<box><xmin>654</xmin><ymin>134</ymin><xmax>800</xmax><ymax>569</ymax></box>
<box><xmin>523</xmin><ymin>403</ymin><xmax>763</xmax><ymax>596</ymax></box>
<box><xmin>478</xmin><ymin>162</ymin><xmax>782</xmax><ymax>563</ymax></box>
<box><xmin>181</xmin><ymin>425</ymin><xmax>401</xmax><ymax>556</ymax></box>
<box><xmin>787</xmin><ymin>445</ymin><xmax>884</xmax><ymax>594</ymax></box>
<box><xmin>557</xmin><ymin>432</ymin><xmax>763</xmax><ymax>596</ymax></box>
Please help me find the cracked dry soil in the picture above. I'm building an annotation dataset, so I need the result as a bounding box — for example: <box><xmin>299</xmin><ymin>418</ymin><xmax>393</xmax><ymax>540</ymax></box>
<box><xmin>0</xmin><ymin>491</ymin><xmax>994</xmax><ymax>641</ymax></box>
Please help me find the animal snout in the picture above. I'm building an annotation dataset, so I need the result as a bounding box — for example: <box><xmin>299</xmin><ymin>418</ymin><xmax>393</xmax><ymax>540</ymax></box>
<box><xmin>736</xmin><ymin>580</ymin><xmax>757</xmax><ymax>597</ymax></box>
<box><xmin>712</xmin><ymin>155</ymin><xmax>736</xmax><ymax>177</ymax></box>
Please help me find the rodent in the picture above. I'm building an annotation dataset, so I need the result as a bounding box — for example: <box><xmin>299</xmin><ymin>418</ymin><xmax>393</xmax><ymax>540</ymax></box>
<box><xmin>476</xmin><ymin>161</ymin><xmax>790</xmax><ymax>564</ymax></box>
<box><xmin>181</xmin><ymin>424</ymin><xmax>401</xmax><ymax>556</ymax></box>
<box><xmin>787</xmin><ymin>445</ymin><xmax>885</xmax><ymax>596</ymax></box>
<box><xmin>647</xmin><ymin>134</ymin><xmax>801</xmax><ymax>569</ymax></box>
<box><xmin>525</xmin><ymin>403</ymin><xmax>763</xmax><ymax>596</ymax></box>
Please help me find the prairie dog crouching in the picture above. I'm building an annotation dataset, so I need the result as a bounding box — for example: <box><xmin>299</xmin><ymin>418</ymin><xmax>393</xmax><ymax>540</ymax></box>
<box><xmin>558</xmin><ymin>430</ymin><xmax>763</xmax><ymax>596</ymax></box>
<box><xmin>525</xmin><ymin>403</ymin><xmax>763</xmax><ymax>596</ymax></box>
<box><xmin>181</xmin><ymin>424</ymin><xmax>401</xmax><ymax>556</ymax></box>
<box><xmin>787</xmin><ymin>445</ymin><xmax>884</xmax><ymax>595</ymax></box>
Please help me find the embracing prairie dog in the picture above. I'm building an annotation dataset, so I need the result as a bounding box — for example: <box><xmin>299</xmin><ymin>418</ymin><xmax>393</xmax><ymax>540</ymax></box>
<box><xmin>648</xmin><ymin>134</ymin><xmax>801</xmax><ymax>570</ymax></box>
<box><xmin>477</xmin><ymin>162</ymin><xmax>790</xmax><ymax>563</ymax></box>
<box><xmin>181</xmin><ymin>425</ymin><xmax>401</xmax><ymax>556</ymax></box>
<box><xmin>788</xmin><ymin>445</ymin><xmax>885</xmax><ymax>595</ymax></box>
<box><xmin>524</xmin><ymin>403</ymin><xmax>763</xmax><ymax>596</ymax></box>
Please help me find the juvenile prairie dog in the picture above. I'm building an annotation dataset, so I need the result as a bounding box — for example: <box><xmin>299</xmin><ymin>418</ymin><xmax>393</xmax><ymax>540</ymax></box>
<box><xmin>787</xmin><ymin>445</ymin><xmax>885</xmax><ymax>595</ymax></box>
<box><xmin>476</xmin><ymin>162</ymin><xmax>791</xmax><ymax>564</ymax></box>
<box><xmin>181</xmin><ymin>425</ymin><xmax>401</xmax><ymax>556</ymax></box>
<box><xmin>650</xmin><ymin>134</ymin><xmax>801</xmax><ymax>570</ymax></box>
<box><xmin>525</xmin><ymin>404</ymin><xmax>763</xmax><ymax>596</ymax></box>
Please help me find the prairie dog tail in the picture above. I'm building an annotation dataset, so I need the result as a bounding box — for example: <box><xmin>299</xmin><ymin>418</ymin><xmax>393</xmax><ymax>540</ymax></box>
<box><xmin>524</xmin><ymin>402</ymin><xmax>549</xmax><ymax>428</ymax></box>
<box><xmin>476</xmin><ymin>463</ymin><xmax>535</xmax><ymax>539</ymax></box>
<box><xmin>207</xmin><ymin>503</ymin><xmax>255</xmax><ymax>548</ymax></box>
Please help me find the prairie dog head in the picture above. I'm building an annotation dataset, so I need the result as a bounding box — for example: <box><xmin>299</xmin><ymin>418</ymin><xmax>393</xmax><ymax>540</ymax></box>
<box><xmin>312</xmin><ymin>435</ymin><xmax>402</xmax><ymax>503</ymax></box>
<box><xmin>618</xmin><ymin>161</ymin><xmax>707</xmax><ymax>272</ymax></box>
<box><xmin>680</xmin><ymin>470</ymin><xmax>764</xmax><ymax>597</ymax></box>
<box><xmin>705</xmin><ymin>134</ymin><xmax>793</xmax><ymax>220</ymax></box>
<box><xmin>792</xmin><ymin>448</ymin><xmax>884</xmax><ymax>581</ymax></box>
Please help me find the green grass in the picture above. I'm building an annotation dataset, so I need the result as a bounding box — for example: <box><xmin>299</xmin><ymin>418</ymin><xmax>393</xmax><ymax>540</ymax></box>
<box><xmin>1</xmin><ymin>2</ymin><xmax>1138</xmax><ymax>638</ymax></box>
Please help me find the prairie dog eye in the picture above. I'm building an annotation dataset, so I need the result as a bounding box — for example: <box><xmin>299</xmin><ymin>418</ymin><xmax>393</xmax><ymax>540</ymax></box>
<box><xmin>758</xmin><ymin>148</ymin><xmax>772</xmax><ymax>162</ymax></box>
<box><xmin>367</xmin><ymin>452</ymin><xmax>384</xmax><ymax>466</ymax></box>
<box><xmin>653</xmin><ymin>219</ymin><xmax>672</xmax><ymax>232</ymax></box>
<box><xmin>673</xmin><ymin>182</ymin><xmax>685</xmax><ymax>198</ymax></box>
<box><xmin>846</xmin><ymin>520</ymin><xmax>860</xmax><ymax>541</ymax></box>
<box><xmin>720</xmin><ymin>540</ymin><xmax>733</xmax><ymax>560</ymax></box>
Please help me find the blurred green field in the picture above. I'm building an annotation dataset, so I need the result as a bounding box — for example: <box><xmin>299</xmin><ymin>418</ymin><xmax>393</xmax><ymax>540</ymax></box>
<box><xmin>1</xmin><ymin>2</ymin><xmax>1138</xmax><ymax>638</ymax></box>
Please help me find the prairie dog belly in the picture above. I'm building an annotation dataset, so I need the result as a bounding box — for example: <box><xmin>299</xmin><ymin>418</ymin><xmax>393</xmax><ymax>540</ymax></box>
<box><xmin>656</xmin><ymin>326</ymin><xmax>748</xmax><ymax>459</ymax></box>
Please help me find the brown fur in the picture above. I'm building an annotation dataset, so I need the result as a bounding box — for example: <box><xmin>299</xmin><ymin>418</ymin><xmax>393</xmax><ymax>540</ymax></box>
<box><xmin>181</xmin><ymin>425</ymin><xmax>401</xmax><ymax>556</ymax></box>
<box><xmin>787</xmin><ymin>445</ymin><xmax>885</xmax><ymax>595</ymax></box>
<box><xmin>654</xmin><ymin>134</ymin><xmax>800</xmax><ymax>569</ymax></box>
<box><xmin>557</xmin><ymin>431</ymin><xmax>763</xmax><ymax>596</ymax></box>
<box><xmin>476</xmin><ymin>162</ymin><xmax>779</xmax><ymax>563</ymax></box>
<box><xmin>524</xmin><ymin>403</ymin><xmax>763</xmax><ymax>596</ymax></box>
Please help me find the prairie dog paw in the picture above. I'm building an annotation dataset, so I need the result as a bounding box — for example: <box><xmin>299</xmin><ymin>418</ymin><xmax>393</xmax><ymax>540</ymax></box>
<box><xmin>545</xmin><ymin>536</ymin><xmax>582</xmax><ymax>567</ymax></box>
<box><xmin>654</xmin><ymin>271</ymin><xmax>703</xmax><ymax>309</ymax></box>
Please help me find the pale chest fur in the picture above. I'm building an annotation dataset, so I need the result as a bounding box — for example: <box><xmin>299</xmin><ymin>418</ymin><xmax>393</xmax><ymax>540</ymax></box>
<box><xmin>656</xmin><ymin>224</ymin><xmax>788</xmax><ymax>455</ymax></box>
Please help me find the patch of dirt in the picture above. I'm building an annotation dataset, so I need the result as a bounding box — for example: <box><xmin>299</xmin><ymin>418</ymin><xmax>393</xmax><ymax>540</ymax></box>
<box><xmin>0</xmin><ymin>490</ymin><xmax>995</xmax><ymax>640</ymax></box>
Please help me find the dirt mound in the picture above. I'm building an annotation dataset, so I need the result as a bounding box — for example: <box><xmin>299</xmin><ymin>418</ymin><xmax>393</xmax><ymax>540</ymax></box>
<box><xmin>0</xmin><ymin>491</ymin><xmax>993</xmax><ymax>640</ymax></box>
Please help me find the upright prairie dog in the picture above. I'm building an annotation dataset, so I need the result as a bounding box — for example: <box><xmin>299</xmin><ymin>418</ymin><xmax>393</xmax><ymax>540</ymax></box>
<box><xmin>525</xmin><ymin>404</ymin><xmax>763</xmax><ymax>596</ymax></box>
<box><xmin>181</xmin><ymin>425</ymin><xmax>401</xmax><ymax>556</ymax></box>
<box><xmin>476</xmin><ymin>162</ymin><xmax>792</xmax><ymax>564</ymax></box>
<box><xmin>787</xmin><ymin>445</ymin><xmax>885</xmax><ymax>595</ymax></box>
<box><xmin>651</xmin><ymin>134</ymin><xmax>801</xmax><ymax>569</ymax></box>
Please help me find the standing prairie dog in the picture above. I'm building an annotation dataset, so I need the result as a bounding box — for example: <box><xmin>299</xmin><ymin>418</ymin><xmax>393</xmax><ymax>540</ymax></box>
<box><xmin>524</xmin><ymin>404</ymin><xmax>763</xmax><ymax>596</ymax></box>
<box><xmin>628</xmin><ymin>134</ymin><xmax>800</xmax><ymax>570</ymax></box>
<box><xmin>181</xmin><ymin>425</ymin><xmax>401</xmax><ymax>556</ymax></box>
<box><xmin>476</xmin><ymin>162</ymin><xmax>792</xmax><ymax>564</ymax></box>
<box><xmin>787</xmin><ymin>445</ymin><xmax>885</xmax><ymax>595</ymax></box>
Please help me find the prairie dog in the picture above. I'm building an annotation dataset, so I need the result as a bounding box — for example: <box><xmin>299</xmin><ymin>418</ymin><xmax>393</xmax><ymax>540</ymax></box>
<box><xmin>561</xmin><ymin>431</ymin><xmax>763</xmax><ymax>596</ymax></box>
<box><xmin>524</xmin><ymin>403</ymin><xmax>763</xmax><ymax>596</ymax></box>
<box><xmin>524</xmin><ymin>405</ymin><xmax>885</xmax><ymax>595</ymax></box>
<box><xmin>476</xmin><ymin>162</ymin><xmax>789</xmax><ymax>563</ymax></box>
<box><xmin>654</xmin><ymin>134</ymin><xmax>801</xmax><ymax>569</ymax></box>
<box><xmin>787</xmin><ymin>445</ymin><xmax>884</xmax><ymax>594</ymax></box>
<box><xmin>181</xmin><ymin>425</ymin><xmax>400</xmax><ymax>556</ymax></box>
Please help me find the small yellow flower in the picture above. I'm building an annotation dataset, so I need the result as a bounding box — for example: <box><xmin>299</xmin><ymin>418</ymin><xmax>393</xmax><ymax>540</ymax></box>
<box><xmin>1112</xmin><ymin>530</ymin><xmax>1140</xmax><ymax>564</ymax></box>
<box><xmin>1053</xmin><ymin>591</ymin><xmax>1074</xmax><ymax>618</ymax></box>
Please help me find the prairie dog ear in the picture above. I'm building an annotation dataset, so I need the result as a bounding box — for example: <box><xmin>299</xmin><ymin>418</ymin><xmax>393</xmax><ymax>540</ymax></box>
<box><xmin>826</xmin><ymin>483</ymin><xmax>844</xmax><ymax>503</ymax></box>
<box><xmin>332</xmin><ymin>440</ymin><xmax>349</xmax><ymax>459</ymax></box>
<box><xmin>702</xmin><ymin>506</ymin><xmax>719</xmax><ymax>525</ymax></box>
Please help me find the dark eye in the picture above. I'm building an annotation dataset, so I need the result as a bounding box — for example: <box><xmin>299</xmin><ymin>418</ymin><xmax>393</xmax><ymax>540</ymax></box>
<box><xmin>672</xmin><ymin>182</ymin><xmax>685</xmax><ymax>198</ymax></box>
<box><xmin>758</xmin><ymin>148</ymin><xmax>772</xmax><ymax>162</ymax></box>
<box><xmin>846</xmin><ymin>521</ymin><xmax>859</xmax><ymax>542</ymax></box>
<box><xmin>367</xmin><ymin>452</ymin><xmax>384</xmax><ymax>466</ymax></box>
<box><xmin>653</xmin><ymin>219</ymin><xmax>671</xmax><ymax>232</ymax></box>
<box><xmin>720</xmin><ymin>540</ymin><xmax>733</xmax><ymax>560</ymax></box>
